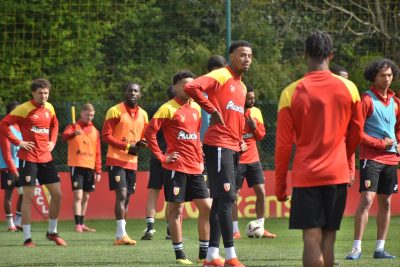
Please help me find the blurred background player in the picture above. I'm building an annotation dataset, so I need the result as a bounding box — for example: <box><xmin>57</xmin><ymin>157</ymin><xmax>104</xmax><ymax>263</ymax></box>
<box><xmin>62</xmin><ymin>103</ymin><xmax>101</xmax><ymax>233</ymax></box>
<box><xmin>330</xmin><ymin>65</ymin><xmax>349</xmax><ymax>79</ymax></box>
<box><xmin>275</xmin><ymin>31</ymin><xmax>363</xmax><ymax>267</ymax></box>
<box><xmin>102</xmin><ymin>83</ymin><xmax>148</xmax><ymax>245</ymax></box>
<box><xmin>145</xmin><ymin>71</ymin><xmax>211</xmax><ymax>265</ymax></box>
<box><xmin>0</xmin><ymin>78</ymin><xmax>66</xmax><ymax>247</ymax></box>
<box><xmin>0</xmin><ymin>101</ymin><xmax>23</xmax><ymax>231</ymax></box>
<box><xmin>141</xmin><ymin>85</ymin><xmax>175</xmax><ymax>240</ymax></box>
<box><xmin>232</xmin><ymin>85</ymin><xmax>276</xmax><ymax>239</ymax></box>
<box><xmin>185</xmin><ymin>41</ymin><xmax>253</xmax><ymax>267</ymax></box>
<box><xmin>345</xmin><ymin>59</ymin><xmax>400</xmax><ymax>260</ymax></box>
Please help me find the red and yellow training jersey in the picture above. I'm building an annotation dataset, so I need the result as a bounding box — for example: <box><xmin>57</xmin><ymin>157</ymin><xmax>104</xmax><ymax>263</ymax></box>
<box><xmin>240</xmin><ymin>107</ymin><xmax>266</xmax><ymax>164</ymax></box>
<box><xmin>102</xmin><ymin>102</ymin><xmax>148</xmax><ymax>170</ymax></box>
<box><xmin>63</xmin><ymin>121</ymin><xmax>102</xmax><ymax>173</ymax></box>
<box><xmin>145</xmin><ymin>97</ymin><xmax>203</xmax><ymax>175</ymax></box>
<box><xmin>0</xmin><ymin>100</ymin><xmax>59</xmax><ymax>163</ymax></box>
<box><xmin>359</xmin><ymin>87</ymin><xmax>400</xmax><ymax>165</ymax></box>
<box><xmin>274</xmin><ymin>70</ymin><xmax>363</xmax><ymax>199</ymax></box>
<box><xmin>184</xmin><ymin>66</ymin><xmax>246</xmax><ymax>152</ymax></box>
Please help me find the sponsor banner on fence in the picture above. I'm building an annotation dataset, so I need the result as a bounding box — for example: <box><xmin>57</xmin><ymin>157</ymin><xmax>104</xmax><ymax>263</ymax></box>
<box><xmin>1</xmin><ymin>171</ymin><xmax>399</xmax><ymax>221</ymax></box>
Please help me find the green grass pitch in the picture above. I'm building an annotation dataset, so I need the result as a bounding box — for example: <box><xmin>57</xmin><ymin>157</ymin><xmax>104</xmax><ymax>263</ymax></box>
<box><xmin>0</xmin><ymin>217</ymin><xmax>399</xmax><ymax>266</ymax></box>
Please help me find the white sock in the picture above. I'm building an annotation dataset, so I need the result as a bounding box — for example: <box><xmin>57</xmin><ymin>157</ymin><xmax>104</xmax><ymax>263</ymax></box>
<box><xmin>256</xmin><ymin>218</ymin><xmax>265</xmax><ymax>227</ymax></box>
<box><xmin>353</xmin><ymin>240</ymin><xmax>362</xmax><ymax>251</ymax></box>
<box><xmin>232</xmin><ymin>221</ymin><xmax>239</xmax><ymax>233</ymax></box>
<box><xmin>6</xmin><ymin>214</ymin><xmax>15</xmax><ymax>228</ymax></box>
<box><xmin>48</xmin><ymin>219</ymin><xmax>58</xmax><ymax>234</ymax></box>
<box><xmin>225</xmin><ymin>246</ymin><xmax>237</xmax><ymax>260</ymax></box>
<box><xmin>14</xmin><ymin>212</ymin><xmax>22</xmax><ymax>226</ymax></box>
<box><xmin>23</xmin><ymin>224</ymin><xmax>31</xmax><ymax>240</ymax></box>
<box><xmin>375</xmin><ymin>240</ymin><xmax>385</xmax><ymax>251</ymax></box>
<box><xmin>116</xmin><ymin>219</ymin><xmax>127</xmax><ymax>239</ymax></box>
<box><xmin>206</xmin><ymin>246</ymin><xmax>219</xmax><ymax>261</ymax></box>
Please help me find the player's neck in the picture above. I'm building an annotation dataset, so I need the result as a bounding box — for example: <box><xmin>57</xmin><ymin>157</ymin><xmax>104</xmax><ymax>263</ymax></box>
<box><xmin>307</xmin><ymin>58</ymin><xmax>329</xmax><ymax>72</ymax></box>
<box><xmin>32</xmin><ymin>99</ymin><xmax>45</xmax><ymax>107</ymax></box>
<box><xmin>228</xmin><ymin>65</ymin><xmax>243</xmax><ymax>77</ymax></box>
<box><xmin>124</xmin><ymin>101</ymin><xmax>137</xmax><ymax>109</ymax></box>
<box><xmin>374</xmin><ymin>86</ymin><xmax>389</xmax><ymax>98</ymax></box>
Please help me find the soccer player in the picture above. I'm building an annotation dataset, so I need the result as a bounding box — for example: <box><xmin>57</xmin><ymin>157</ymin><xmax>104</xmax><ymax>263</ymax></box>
<box><xmin>102</xmin><ymin>83</ymin><xmax>148</xmax><ymax>245</ymax></box>
<box><xmin>0</xmin><ymin>101</ymin><xmax>23</xmax><ymax>231</ymax></box>
<box><xmin>0</xmin><ymin>78</ymin><xmax>66</xmax><ymax>247</ymax></box>
<box><xmin>275</xmin><ymin>31</ymin><xmax>363</xmax><ymax>267</ymax></box>
<box><xmin>62</xmin><ymin>103</ymin><xmax>101</xmax><ymax>233</ymax></box>
<box><xmin>145</xmin><ymin>71</ymin><xmax>211</xmax><ymax>265</ymax></box>
<box><xmin>345</xmin><ymin>59</ymin><xmax>400</xmax><ymax>260</ymax></box>
<box><xmin>232</xmin><ymin>85</ymin><xmax>276</xmax><ymax>239</ymax></box>
<box><xmin>185</xmin><ymin>40</ymin><xmax>253</xmax><ymax>267</ymax></box>
<box><xmin>141</xmin><ymin>85</ymin><xmax>175</xmax><ymax>240</ymax></box>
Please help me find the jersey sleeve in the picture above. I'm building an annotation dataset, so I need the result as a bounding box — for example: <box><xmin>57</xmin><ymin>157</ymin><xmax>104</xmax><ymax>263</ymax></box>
<box><xmin>48</xmin><ymin>104</ymin><xmax>59</xmax><ymax>145</ymax></box>
<box><xmin>394</xmin><ymin>96</ymin><xmax>400</xmax><ymax>143</ymax></box>
<box><xmin>345</xmin><ymin>83</ymin><xmax>364</xmax><ymax>158</ymax></box>
<box><xmin>251</xmin><ymin>108</ymin><xmax>266</xmax><ymax>141</ymax></box>
<box><xmin>0</xmin><ymin>113</ymin><xmax>23</xmax><ymax>146</ymax></box>
<box><xmin>184</xmin><ymin>76</ymin><xmax>220</xmax><ymax>114</ymax></box>
<box><xmin>144</xmin><ymin>104</ymin><xmax>171</xmax><ymax>163</ymax></box>
<box><xmin>0</xmin><ymin>135</ymin><xmax>18</xmax><ymax>176</ymax></box>
<box><xmin>94</xmin><ymin>128</ymin><xmax>102</xmax><ymax>174</ymax></box>
<box><xmin>62</xmin><ymin>124</ymin><xmax>76</xmax><ymax>141</ymax></box>
<box><xmin>274</xmin><ymin>83</ymin><xmax>297</xmax><ymax>201</ymax></box>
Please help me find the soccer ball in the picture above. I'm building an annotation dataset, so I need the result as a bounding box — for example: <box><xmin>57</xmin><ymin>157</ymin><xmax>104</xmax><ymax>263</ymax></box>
<box><xmin>246</xmin><ymin>220</ymin><xmax>264</xmax><ymax>238</ymax></box>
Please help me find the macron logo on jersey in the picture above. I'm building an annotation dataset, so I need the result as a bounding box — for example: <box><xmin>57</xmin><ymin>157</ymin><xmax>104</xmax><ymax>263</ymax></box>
<box><xmin>31</xmin><ymin>126</ymin><xmax>50</xmax><ymax>134</ymax></box>
<box><xmin>226</xmin><ymin>101</ymin><xmax>244</xmax><ymax>114</ymax></box>
<box><xmin>177</xmin><ymin>130</ymin><xmax>198</xmax><ymax>140</ymax></box>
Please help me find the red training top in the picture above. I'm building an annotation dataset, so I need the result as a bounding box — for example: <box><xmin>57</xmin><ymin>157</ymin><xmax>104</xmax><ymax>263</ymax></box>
<box><xmin>145</xmin><ymin>97</ymin><xmax>203</xmax><ymax>174</ymax></box>
<box><xmin>240</xmin><ymin>107</ymin><xmax>266</xmax><ymax>164</ymax></box>
<box><xmin>274</xmin><ymin>70</ymin><xmax>363</xmax><ymax>200</ymax></box>
<box><xmin>184</xmin><ymin>66</ymin><xmax>246</xmax><ymax>152</ymax></box>
<box><xmin>0</xmin><ymin>100</ymin><xmax>59</xmax><ymax>163</ymax></box>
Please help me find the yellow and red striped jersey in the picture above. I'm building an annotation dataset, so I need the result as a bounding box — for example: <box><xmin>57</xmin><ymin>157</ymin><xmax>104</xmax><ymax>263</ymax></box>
<box><xmin>240</xmin><ymin>107</ymin><xmax>266</xmax><ymax>164</ymax></box>
<box><xmin>274</xmin><ymin>70</ymin><xmax>363</xmax><ymax>200</ymax></box>
<box><xmin>184</xmin><ymin>66</ymin><xmax>246</xmax><ymax>152</ymax></box>
<box><xmin>0</xmin><ymin>100</ymin><xmax>58</xmax><ymax>163</ymax></box>
<box><xmin>102</xmin><ymin>102</ymin><xmax>148</xmax><ymax>170</ymax></box>
<box><xmin>145</xmin><ymin>97</ymin><xmax>203</xmax><ymax>174</ymax></box>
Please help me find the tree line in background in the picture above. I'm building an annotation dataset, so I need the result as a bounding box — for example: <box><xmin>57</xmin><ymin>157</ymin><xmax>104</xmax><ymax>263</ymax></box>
<box><xmin>1</xmin><ymin>0</ymin><xmax>399</xmax><ymax>110</ymax></box>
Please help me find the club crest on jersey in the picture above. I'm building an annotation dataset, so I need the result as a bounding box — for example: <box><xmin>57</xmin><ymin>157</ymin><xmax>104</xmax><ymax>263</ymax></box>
<box><xmin>223</xmin><ymin>183</ymin><xmax>230</xmax><ymax>192</ymax></box>
<box><xmin>26</xmin><ymin>176</ymin><xmax>31</xmax><ymax>183</ymax></box>
<box><xmin>180</xmin><ymin>115</ymin><xmax>185</xmax><ymax>122</ymax></box>
<box><xmin>45</xmin><ymin>112</ymin><xmax>49</xmax><ymax>119</ymax></box>
<box><xmin>226</xmin><ymin>101</ymin><xmax>244</xmax><ymax>114</ymax></box>
<box><xmin>173</xmin><ymin>187</ymin><xmax>180</xmax><ymax>196</ymax></box>
<box><xmin>115</xmin><ymin>176</ymin><xmax>121</xmax><ymax>183</ymax></box>
<box><xmin>230</xmin><ymin>85</ymin><xmax>236</xmax><ymax>92</ymax></box>
<box><xmin>192</xmin><ymin>113</ymin><xmax>198</xmax><ymax>121</ymax></box>
<box><xmin>365</xmin><ymin>180</ymin><xmax>371</xmax><ymax>188</ymax></box>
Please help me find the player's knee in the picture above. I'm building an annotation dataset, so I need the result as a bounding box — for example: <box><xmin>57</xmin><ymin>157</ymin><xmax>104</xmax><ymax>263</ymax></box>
<box><xmin>83</xmin><ymin>193</ymin><xmax>90</xmax><ymax>201</ymax></box>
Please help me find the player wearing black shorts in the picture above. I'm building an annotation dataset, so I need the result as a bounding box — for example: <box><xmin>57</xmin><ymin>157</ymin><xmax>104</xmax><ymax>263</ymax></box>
<box><xmin>0</xmin><ymin>79</ymin><xmax>67</xmax><ymax>247</ymax></box>
<box><xmin>102</xmin><ymin>83</ymin><xmax>148</xmax><ymax>245</ymax></box>
<box><xmin>232</xmin><ymin>86</ymin><xmax>276</xmax><ymax>239</ymax></box>
<box><xmin>141</xmin><ymin>85</ymin><xmax>175</xmax><ymax>240</ymax></box>
<box><xmin>345</xmin><ymin>59</ymin><xmax>400</xmax><ymax>260</ymax></box>
<box><xmin>185</xmin><ymin>41</ymin><xmax>253</xmax><ymax>267</ymax></box>
<box><xmin>145</xmin><ymin>71</ymin><xmax>211</xmax><ymax>265</ymax></box>
<box><xmin>63</xmin><ymin>103</ymin><xmax>101</xmax><ymax>233</ymax></box>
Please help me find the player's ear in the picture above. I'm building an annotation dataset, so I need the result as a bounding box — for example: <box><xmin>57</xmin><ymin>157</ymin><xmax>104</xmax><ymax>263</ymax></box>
<box><xmin>328</xmin><ymin>52</ymin><xmax>334</xmax><ymax>61</ymax></box>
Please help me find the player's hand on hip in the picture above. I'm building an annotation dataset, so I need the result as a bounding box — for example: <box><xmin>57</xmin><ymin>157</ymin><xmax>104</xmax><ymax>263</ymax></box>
<box><xmin>384</xmin><ymin>137</ymin><xmax>394</xmax><ymax>149</ymax></box>
<box><xmin>47</xmin><ymin>141</ymin><xmax>55</xmax><ymax>152</ymax></box>
<box><xmin>348</xmin><ymin>175</ymin><xmax>355</xmax><ymax>187</ymax></box>
<box><xmin>246</xmin><ymin>116</ymin><xmax>257</xmax><ymax>130</ymax></box>
<box><xmin>240</xmin><ymin>140</ymin><xmax>248</xmax><ymax>152</ymax></box>
<box><xmin>209</xmin><ymin>110</ymin><xmax>224</xmax><ymax>126</ymax></box>
<box><xmin>19</xmin><ymin>141</ymin><xmax>35</xmax><ymax>151</ymax></box>
<box><xmin>136</xmin><ymin>139</ymin><xmax>147</xmax><ymax>148</ymax></box>
<box><xmin>12</xmin><ymin>171</ymin><xmax>19</xmax><ymax>182</ymax></box>
<box><xmin>164</xmin><ymin>152</ymin><xmax>180</xmax><ymax>163</ymax></box>
<box><xmin>128</xmin><ymin>144</ymin><xmax>139</xmax><ymax>155</ymax></box>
